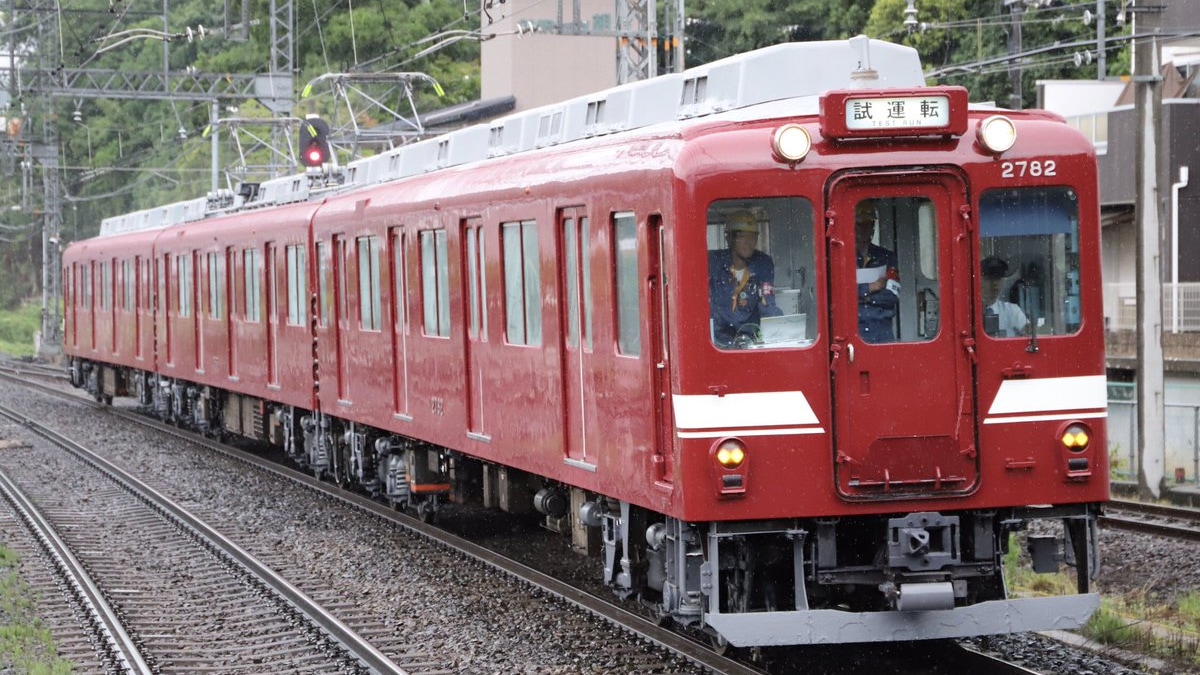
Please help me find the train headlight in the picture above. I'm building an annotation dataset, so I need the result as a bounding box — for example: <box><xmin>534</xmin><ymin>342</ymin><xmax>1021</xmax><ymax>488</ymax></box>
<box><xmin>977</xmin><ymin>115</ymin><xmax>1017</xmax><ymax>154</ymax></box>
<box><xmin>710</xmin><ymin>438</ymin><xmax>749</xmax><ymax>498</ymax></box>
<box><xmin>772</xmin><ymin>124</ymin><xmax>812</xmax><ymax>163</ymax></box>
<box><xmin>715</xmin><ymin>439</ymin><xmax>746</xmax><ymax>468</ymax></box>
<box><xmin>1060</xmin><ymin>423</ymin><xmax>1091</xmax><ymax>452</ymax></box>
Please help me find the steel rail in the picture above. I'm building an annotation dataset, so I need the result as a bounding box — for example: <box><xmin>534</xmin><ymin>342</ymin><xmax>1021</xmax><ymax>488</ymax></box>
<box><xmin>0</xmin><ymin>400</ymin><xmax>409</xmax><ymax>675</ymax></box>
<box><xmin>0</xmin><ymin>464</ymin><xmax>153</xmax><ymax>675</ymax></box>
<box><xmin>107</xmin><ymin>405</ymin><xmax>767</xmax><ymax>675</ymax></box>
<box><xmin>1102</xmin><ymin>499</ymin><xmax>1200</xmax><ymax>542</ymax></box>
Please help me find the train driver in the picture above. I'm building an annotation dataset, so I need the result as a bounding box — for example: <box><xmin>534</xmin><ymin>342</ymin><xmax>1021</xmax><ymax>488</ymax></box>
<box><xmin>980</xmin><ymin>256</ymin><xmax>1029</xmax><ymax>337</ymax></box>
<box><xmin>709</xmin><ymin>209</ymin><xmax>782</xmax><ymax>347</ymax></box>
<box><xmin>854</xmin><ymin>201</ymin><xmax>901</xmax><ymax>343</ymax></box>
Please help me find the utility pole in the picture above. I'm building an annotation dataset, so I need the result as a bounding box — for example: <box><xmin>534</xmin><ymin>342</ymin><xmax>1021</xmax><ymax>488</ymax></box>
<box><xmin>1005</xmin><ymin>0</ymin><xmax>1026</xmax><ymax>109</ymax></box>
<box><xmin>1133</xmin><ymin>0</ymin><xmax>1166</xmax><ymax>498</ymax></box>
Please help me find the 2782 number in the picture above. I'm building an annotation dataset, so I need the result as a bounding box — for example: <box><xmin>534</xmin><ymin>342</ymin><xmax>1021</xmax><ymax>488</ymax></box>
<box><xmin>1000</xmin><ymin>160</ymin><xmax>1056</xmax><ymax>178</ymax></box>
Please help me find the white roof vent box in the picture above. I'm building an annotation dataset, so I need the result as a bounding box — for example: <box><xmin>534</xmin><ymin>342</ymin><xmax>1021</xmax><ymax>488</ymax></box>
<box><xmin>677</xmin><ymin>37</ymin><xmax>925</xmax><ymax>119</ymax></box>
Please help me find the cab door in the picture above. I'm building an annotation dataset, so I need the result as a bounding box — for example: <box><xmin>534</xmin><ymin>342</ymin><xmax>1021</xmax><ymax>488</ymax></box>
<box><xmin>827</xmin><ymin>173</ymin><xmax>978</xmax><ymax>499</ymax></box>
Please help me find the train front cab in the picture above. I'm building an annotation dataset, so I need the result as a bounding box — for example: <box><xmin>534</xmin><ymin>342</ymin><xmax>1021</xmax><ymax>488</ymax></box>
<box><xmin>652</xmin><ymin>107</ymin><xmax>1107</xmax><ymax>646</ymax></box>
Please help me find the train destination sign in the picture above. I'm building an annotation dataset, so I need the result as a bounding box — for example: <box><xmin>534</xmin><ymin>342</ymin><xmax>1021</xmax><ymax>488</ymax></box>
<box><xmin>845</xmin><ymin>95</ymin><xmax>949</xmax><ymax>130</ymax></box>
<box><xmin>819</xmin><ymin>86</ymin><xmax>970</xmax><ymax>140</ymax></box>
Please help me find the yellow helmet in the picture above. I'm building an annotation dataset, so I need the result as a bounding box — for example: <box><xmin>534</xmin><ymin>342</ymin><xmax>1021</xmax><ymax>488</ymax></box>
<box><xmin>725</xmin><ymin>210</ymin><xmax>760</xmax><ymax>235</ymax></box>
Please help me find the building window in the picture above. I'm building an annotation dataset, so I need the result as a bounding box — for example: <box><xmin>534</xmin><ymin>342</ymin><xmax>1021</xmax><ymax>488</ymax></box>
<box><xmin>503</xmin><ymin>220</ymin><xmax>541</xmax><ymax>345</ymax></box>
<box><xmin>614</xmin><ymin>213</ymin><xmax>640</xmax><ymax>355</ymax></box>
<box><xmin>420</xmin><ymin>229</ymin><xmax>450</xmax><ymax>337</ymax></box>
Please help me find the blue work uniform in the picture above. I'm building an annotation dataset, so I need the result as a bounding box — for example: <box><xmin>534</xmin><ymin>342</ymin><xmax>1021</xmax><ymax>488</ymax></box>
<box><xmin>856</xmin><ymin>243</ymin><xmax>900</xmax><ymax>344</ymax></box>
<box><xmin>709</xmin><ymin>249</ymin><xmax>782</xmax><ymax>346</ymax></box>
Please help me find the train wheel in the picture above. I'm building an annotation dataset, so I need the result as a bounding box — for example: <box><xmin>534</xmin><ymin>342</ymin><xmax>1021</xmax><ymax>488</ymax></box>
<box><xmin>709</xmin><ymin>631</ymin><xmax>731</xmax><ymax>656</ymax></box>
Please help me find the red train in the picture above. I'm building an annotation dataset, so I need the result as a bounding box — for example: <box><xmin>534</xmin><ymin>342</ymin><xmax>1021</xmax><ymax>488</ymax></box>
<box><xmin>63</xmin><ymin>37</ymin><xmax>1108</xmax><ymax>647</ymax></box>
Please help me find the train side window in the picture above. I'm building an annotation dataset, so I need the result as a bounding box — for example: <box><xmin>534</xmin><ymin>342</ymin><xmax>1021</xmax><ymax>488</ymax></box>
<box><xmin>614</xmin><ymin>212</ymin><xmax>640</xmax><ymax>356</ymax></box>
<box><xmin>243</xmin><ymin>248</ymin><xmax>261</xmax><ymax>323</ymax></box>
<box><xmin>502</xmin><ymin>220</ymin><xmax>541</xmax><ymax>346</ymax></box>
<box><xmin>356</xmin><ymin>236</ymin><xmax>381</xmax><ymax>331</ymax></box>
<box><xmin>286</xmin><ymin>244</ymin><xmax>307</xmax><ymax>326</ymax></box>
<box><xmin>979</xmin><ymin>187</ymin><xmax>1082</xmax><ymax>338</ymax></box>
<box><xmin>420</xmin><ymin>229</ymin><xmax>451</xmax><ymax>338</ymax></box>
<box><xmin>706</xmin><ymin>197</ymin><xmax>816</xmax><ymax>350</ymax></box>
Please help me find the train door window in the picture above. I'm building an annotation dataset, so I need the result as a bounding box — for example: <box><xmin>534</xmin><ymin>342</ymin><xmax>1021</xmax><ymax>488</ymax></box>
<box><xmin>706</xmin><ymin>198</ymin><xmax>816</xmax><ymax>350</ymax></box>
<box><xmin>207</xmin><ymin>252</ymin><xmax>224</xmax><ymax>319</ymax></box>
<box><xmin>979</xmin><ymin>187</ymin><xmax>1082</xmax><ymax>338</ymax></box>
<box><xmin>175</xmin><ymin>254</ymin><xmax>191</xmax><ymax>318</ymax></box>
<box><xmin>464</xmin><ymin>221</ymin><xmax>488</xmax><ymax>339</ymax></box>
<box><xmin>316</xmin><ymin>241</ymin><xmax>330</xmax><ymax>327</ymax></box>
<box><xmin>356</xmin><ymin>236</ymin><xmax>382</xmax><ymax>331</ymax></box>
<box><xmin>122</xmin><ymin>260</ymin><xmax>133</xmax><ymax>310</ymax></box>
<box><xmin>100</xmin><ymin>260</ymin><xmax>112</xmax><ymax>311</ymax></box>
<box><xmin>420</xmin><ymin>229</ymin><xmax>451</xmax><ymax>337</ymax></box>
<box><xmin>81</xmin><ymin>263</ymin><xmax>91</xmax><ymax>310</ymax></box>
<box><xmin>502</xmin><ymin>220</ymin><xmax>541</xmax><ymax>346</ymax></box>
<box><xmin>851</xmin><ymin>197</ymin><xmax>939</xmax><ymax>345</ymax></box>
<box><xmin>390</xmin><ymin>231</ymin><xmax>407</xmax><ymax>332</ymax></box>
<box><xmin>614</xmin><ymin>212</ymin><xmax>640</xmax><ymax>356</ymax></box>
<box><xmin>243</xmin><ymin>248</ymin><xmax>261</xmax><ymax>322</ymax></box>
<box><xmin>562</xmin><ymin>215</ymin><xmax>593</xmax><ymax>350</ymax></box>
<box><xmin>286</xmin><ymin>244</ymin><xmax>308</xmax><ymax>327</ymax></box>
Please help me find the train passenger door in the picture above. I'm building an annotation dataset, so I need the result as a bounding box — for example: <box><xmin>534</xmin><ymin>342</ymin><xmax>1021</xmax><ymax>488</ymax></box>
<box><xmin>266</xmin><ymin>243</ymin><xmax>279</xmax><ymax>386</ymax></box>
<box><xmin>333</xmin><ymin>235</ymin><xmax>350</xmax><ymax>401</ymax></box>
<box><xmin>559</xmin><ymin>207</ymin><xmax>595</xmax><ymax>466</ymax></box>
<box><xmin>388</xmin><ymin>229</ymin><xmax>410</xmax><ymax>418</ymax></box>
<box><xmin>462</xmin><ymin>218</ymin><xmax>488</xmax><ymax>438</ymax></box>
<box><xmin>827</xmin><ymin>174</ymin><xmax>978</xmax><ymax>498</ymax></box>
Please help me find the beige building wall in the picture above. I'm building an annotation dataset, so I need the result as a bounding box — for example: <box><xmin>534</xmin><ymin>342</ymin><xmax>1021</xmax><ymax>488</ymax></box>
<box><xmin>481</xmin><ymin>0</ymin><xmax>617</xmax><ymax>112</ymax></box>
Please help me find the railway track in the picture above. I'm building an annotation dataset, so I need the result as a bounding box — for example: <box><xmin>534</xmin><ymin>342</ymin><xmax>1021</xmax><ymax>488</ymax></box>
<box><xmin>0</xmin><ymin>400</ymin><xmax>415</xmax><ymax>674</ymax></box>
<box><xmin>0</xmin><ymin>370</ymin><xmax>1130</xmax><ymax>675</ymax></box>
<box><xmin>1102</xmin><ymin>498</ymin><xmax>1200</xmax><ymax>541</ymax></box>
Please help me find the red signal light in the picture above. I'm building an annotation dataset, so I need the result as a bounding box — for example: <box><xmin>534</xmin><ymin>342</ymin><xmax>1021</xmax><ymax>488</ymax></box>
<box><xmin>303</xmin><ymin>143</ymin><xmax>326</xmax><ymax>167</ymax></box>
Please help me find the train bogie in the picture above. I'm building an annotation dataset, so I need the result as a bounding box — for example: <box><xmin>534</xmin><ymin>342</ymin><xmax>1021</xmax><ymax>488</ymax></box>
<box><xmin>63</xmin><ymin>37</ymin><xmax>1107</xmax><ymax>648</ymax></box>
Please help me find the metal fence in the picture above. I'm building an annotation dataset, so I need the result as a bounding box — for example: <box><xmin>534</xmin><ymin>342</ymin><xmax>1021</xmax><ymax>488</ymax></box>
<box><xmin>1107</xmin><ymin>394</ymin><xmax>1200</xmax><ymax>485</ymax></box>
<box><xmin>1104</xmin><ymin>282</ymin><xmax>1200</xmax><ymax>332</ymax></box>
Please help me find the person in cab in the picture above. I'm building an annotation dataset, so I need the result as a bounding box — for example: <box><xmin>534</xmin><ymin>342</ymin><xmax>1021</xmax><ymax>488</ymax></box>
<box><xmin>854</xmin><ymin>201</ymin><xmax>900</xmax><ymax>343</ymax></box>
<box><xmin>709</xmin><ymin>209</ymin><xmax>782</xmax><ymax>347</ymax></box>
<box><xmin>980</xmin><ymin>255</ymin><xmax>1029</xmax><ymax>337</ymax></box>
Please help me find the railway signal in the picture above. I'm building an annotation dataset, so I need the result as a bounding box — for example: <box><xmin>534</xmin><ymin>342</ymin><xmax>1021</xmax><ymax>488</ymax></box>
<box><xmin>300</xmin><ymin>116</ymin><xmax>331</xmax><ymax>168</ymax></box>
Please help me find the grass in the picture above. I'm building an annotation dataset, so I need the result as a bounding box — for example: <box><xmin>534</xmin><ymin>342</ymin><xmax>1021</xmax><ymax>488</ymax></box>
<box><xmin>1005</xmin><ymin>532</ymin><xmax>1200</xmax><ymax>670</ymax></box>
<box><xmin>0</xmin><ymin>545</ymin><xmax>74</xmax><ymax>674</ymax></box>
<box><xmin>0</xmin><ymin>304</ymin><xmax>44</xmax><ymax>359</ymax></box>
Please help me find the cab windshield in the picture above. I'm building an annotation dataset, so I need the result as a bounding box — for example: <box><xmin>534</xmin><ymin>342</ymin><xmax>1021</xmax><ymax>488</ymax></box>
<box><xmin>978</xmin><ymin>187</ymin><xmax>1082</xmax><ymax>339</ymax></box>
<box><xmin>706</xmin><ymin>197</ymin><xmax>816</xmax><ymax>350</ymax></box>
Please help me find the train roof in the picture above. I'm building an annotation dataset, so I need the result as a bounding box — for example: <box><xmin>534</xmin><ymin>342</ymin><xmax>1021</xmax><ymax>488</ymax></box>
<box><xmin>98</xmin><ymin>37</ymin><xmax>924</xmax><ymax>238</ymax></box>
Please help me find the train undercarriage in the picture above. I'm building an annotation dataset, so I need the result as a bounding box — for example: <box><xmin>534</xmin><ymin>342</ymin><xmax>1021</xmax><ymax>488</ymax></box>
<box><xmin>70</xmin><ymin>356</ymin><xmax>1103</xmax><ymax>647</ymax></box>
